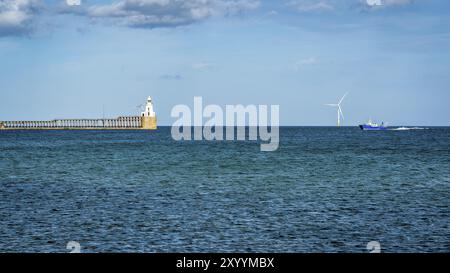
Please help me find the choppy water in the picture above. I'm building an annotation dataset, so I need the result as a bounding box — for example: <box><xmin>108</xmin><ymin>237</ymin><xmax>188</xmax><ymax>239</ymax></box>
<box><xmin>0</xmin><ymin>127</ymin><xmax>449</xmax><ymax>253</ymax></box>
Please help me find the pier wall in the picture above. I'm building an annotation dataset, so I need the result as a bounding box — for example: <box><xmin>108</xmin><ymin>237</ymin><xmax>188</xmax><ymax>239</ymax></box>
<box><xmin>0</xmin><ymin>116</ymin><xmax>157</xmax><ymax>130</ymax></box>
<box><xmin>141</xmin><ymin>116</ymin><xmax>157</xmax><ymax>130</ymax></box>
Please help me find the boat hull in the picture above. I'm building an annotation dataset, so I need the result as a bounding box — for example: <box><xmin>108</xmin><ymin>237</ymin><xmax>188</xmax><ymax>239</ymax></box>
<box><xmin>359</xmin><ymin>125</ymin><xmax>388</xmax><ymax>131</ymax></box>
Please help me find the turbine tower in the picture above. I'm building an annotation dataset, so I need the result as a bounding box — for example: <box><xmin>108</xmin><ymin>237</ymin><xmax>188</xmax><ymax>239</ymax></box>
<box><xmin>325</xmin><ymin>92</ymin><xmax>348</xmax><ymax>127</ymax></box>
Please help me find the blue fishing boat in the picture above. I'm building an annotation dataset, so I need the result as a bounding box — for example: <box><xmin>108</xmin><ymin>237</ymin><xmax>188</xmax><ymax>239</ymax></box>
<box><xmin>359</xmin><ymin>119</ymin><xmax>388</xmax><ymax>130</ymax></box>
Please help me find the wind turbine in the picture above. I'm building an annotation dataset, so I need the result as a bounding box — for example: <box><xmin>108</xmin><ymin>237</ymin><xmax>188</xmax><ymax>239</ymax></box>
<box><xmin>325</xmin><ymin>92</ymin><xmax>348</xmax><ymax>127</ymax></box>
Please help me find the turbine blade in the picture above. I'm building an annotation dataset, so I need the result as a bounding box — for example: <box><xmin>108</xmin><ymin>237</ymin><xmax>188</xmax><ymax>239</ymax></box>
<box><xmin>338</xmin><ymin>92</ymin><xmax>348</xmax><ymax>105</ymax></box>
<box><xmin>325</xmin><ymin>104</ymin><xmax>337</xmax><ymax>106</ymax></box>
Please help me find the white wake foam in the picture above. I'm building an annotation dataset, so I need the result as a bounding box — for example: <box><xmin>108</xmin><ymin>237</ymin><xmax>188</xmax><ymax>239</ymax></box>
<box><xmin>390</xmin><ymin>127</ymin><xmax>428</xmax><ymax>131</ymax></box>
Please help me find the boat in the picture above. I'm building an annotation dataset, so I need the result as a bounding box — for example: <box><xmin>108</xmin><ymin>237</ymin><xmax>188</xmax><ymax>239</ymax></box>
<box><xmin>359</xmin><ymin>119</ymin><xmax>388</xmax><ymax>131</ymax></box>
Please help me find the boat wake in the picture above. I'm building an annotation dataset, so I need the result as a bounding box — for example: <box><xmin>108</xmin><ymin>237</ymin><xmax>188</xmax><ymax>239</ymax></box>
<box><xmin>390</xmin><ymin>127</ymin><xmax>428</xmax><ymax>131</ymax></box>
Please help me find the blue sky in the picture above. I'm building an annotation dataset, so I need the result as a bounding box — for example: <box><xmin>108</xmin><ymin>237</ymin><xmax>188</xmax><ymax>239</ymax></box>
<box><xmin>1</xmin><ymin>0</ymin><xmax>449</xmax><ymax>126</ymax></box>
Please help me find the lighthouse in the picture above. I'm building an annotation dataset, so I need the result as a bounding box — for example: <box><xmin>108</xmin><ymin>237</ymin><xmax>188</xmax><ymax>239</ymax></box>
<box><xmin>142</xmin><ymin>96</ymin><xmax>156</xmax><ymax>117</ymax></box>
<box><xmin>141</xmin><ymin>96</ymin><xmax>157</xmax><ymax>129</ymax></box>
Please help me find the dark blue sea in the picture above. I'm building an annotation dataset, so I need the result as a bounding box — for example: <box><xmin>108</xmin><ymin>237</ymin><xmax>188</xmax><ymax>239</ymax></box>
<box><xmin>0</xmin><ymin>127</ymin><xmax>449</xmax><ymax>253</ymax></box>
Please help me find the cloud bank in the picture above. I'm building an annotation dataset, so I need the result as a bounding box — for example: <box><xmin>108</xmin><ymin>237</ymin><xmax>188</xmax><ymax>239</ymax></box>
<box><xmin>0</xmin><ymin>0</ymin><xmax>418</xmax><ymax>37</ymax></box>
<box><xmin>0</xmin><ymin>0</ymin><xmax>41</xmax><ymax>36</ymax></box>
<box><xmin>69</xmin><ymin>0</ymin><xmax>260</xmax><ymax>28</ymax></box>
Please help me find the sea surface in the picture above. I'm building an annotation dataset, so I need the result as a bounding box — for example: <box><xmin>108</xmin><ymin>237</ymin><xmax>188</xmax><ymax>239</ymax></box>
<box><xmin>0</xmin><ymin>127</ymin><xmax>449</xmax><ymax>253</ymax></box>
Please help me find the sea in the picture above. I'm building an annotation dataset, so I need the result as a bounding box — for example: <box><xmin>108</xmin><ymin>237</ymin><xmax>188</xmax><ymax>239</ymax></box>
<box><xmin>0</xmin><ymin>127</ymin><xmax>449</xmax><ymax>252</ymax></box>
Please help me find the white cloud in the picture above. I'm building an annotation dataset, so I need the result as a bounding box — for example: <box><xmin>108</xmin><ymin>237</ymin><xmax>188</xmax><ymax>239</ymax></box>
<box><xmin>287</xmin><ymin>0</ymin><xmax>414</xmax><ymax>13</ymax></box>
<box><xmin>66</xmin><ymin>0</ymin><xmax>81</xmax><ymax>6</ymax></box>
<box><xmin>366</xmin><ymin>0</ymin><xmax>382</xmax><ymax>6</ymax></box>
<box><xmin>381</xmin><ymin>0</ymin><xmax>413</xmax><ymax>6</ymax></box>
<box><xmin>79</xmin><ymin>0</ymin><xmax>260</xmax><ymax>28</ymax></box>
<box><xmin>293</xmin><ymin>57</ymin><xmax>318</xmax><ymax>71</ymax></box>
<box><xmin>0</xmin><ymin>0</ymin><xmax>41</xmax><ymax>36</ymax></box>
<box><xmin>365</xmin><ymin>0</ymin><xmax>413</xmax><ymax>8</ymax></box>
<box><xmin>192</xmin><ymin>61</ymin><xmax>214</xmax><ymax>70</ymax></box>
<box><xmin>287</xmin><ymin>0</ymin><xmax>334</xmax><ymax>12</ymax></box>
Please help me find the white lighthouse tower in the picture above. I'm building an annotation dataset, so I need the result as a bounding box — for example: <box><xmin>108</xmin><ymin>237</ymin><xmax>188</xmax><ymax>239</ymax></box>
<box><xmin>142</xmin><ymin>96</ymin><xmax>156</xmax><ymax>117</ymax></box>
<box><xmin>141</xmin><ymin>96</ymin><xmax>157</xmax><ymax>129</ymax></box>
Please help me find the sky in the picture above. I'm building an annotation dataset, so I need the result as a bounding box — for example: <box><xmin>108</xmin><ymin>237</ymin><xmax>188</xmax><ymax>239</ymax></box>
<box><xmin>0</xmin><ymin>0</ymin><xmax>449</xmax><ymax>126</ymax></box>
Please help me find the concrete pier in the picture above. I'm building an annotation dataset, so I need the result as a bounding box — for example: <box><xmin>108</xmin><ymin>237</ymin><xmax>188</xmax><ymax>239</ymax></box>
<box><xmin>0</xmin><ymin>116</ymin><xmax>151</xmax><ymax>130</ymax></box>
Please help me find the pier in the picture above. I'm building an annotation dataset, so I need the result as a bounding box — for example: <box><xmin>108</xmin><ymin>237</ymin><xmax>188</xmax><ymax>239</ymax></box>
<box><xmin>0</xmin><ymin>97</ymin><xmax>157</xmax><ymax>130</ymax></box>
<box><xmin>0</xmin><ymin>117</ymin><xmax>145</xmax><ymax>130</ymax></box>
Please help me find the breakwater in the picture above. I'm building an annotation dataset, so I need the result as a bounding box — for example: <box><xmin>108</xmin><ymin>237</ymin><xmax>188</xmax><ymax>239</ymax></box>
<box><xmin>0</xmin><ymin>96</ymin><xmax>157</xmax><ymax>130</ymax></box>
<box><xmin>0</xmin><ymin>116</ymin><xmax>157</xmax><ymax>130</ymax></box>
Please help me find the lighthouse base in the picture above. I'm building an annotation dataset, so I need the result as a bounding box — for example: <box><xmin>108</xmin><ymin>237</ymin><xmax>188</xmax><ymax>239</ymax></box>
<box><xmin>141</xmin><ymin>116</ymin><xmax>157</xmax><ymax>130</ymax></box>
